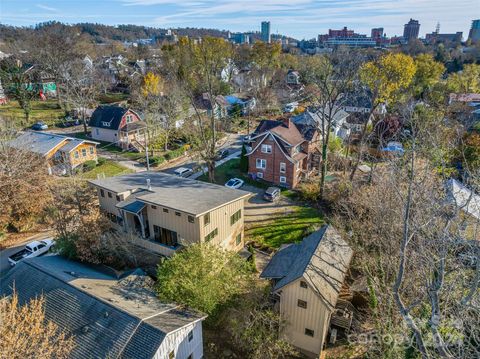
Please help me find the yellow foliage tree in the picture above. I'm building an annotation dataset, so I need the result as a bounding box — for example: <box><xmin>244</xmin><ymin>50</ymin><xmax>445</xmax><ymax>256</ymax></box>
<box><xmin>447</xmin><ymin>64</ymin><xmax>480</xmax><ymax>93</ymax></box>
<box><xmin>360</xmin><ymin>53</ymin><xmax>416</xmax><ymax>105</ymax></box>
<box><xmin>141</xmin><ymin>71</ymin><xmax>163</xmax><ymax>97</ymax></box>
<box><xmin>0</xmin><ymin>291</ymin><xmax>75</xmax><ymax>358</ymax></box>
<box><xmin>413</xmin><ymin>54</ymin><xmax>445</xmax><ymax>96</ymax></box>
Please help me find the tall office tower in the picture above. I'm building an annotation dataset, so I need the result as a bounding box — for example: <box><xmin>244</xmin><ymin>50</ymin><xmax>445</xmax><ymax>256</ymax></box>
<box><xmin>403</xmin><ymin>18</ymin><xmax>420</xmax><ymax>41</ymax></box>
<box><xmin>469</xmin><ymin>19</ymin><xmax>480</xmax><ymax>43</ymax></box>
<box><xmin>261</xmin><ymin>21</ymin><xmax>271</xmax><ymax>43</ymax></box>
<box><xmin>371</xmin><ymin>27</ymin><xmax>384</xmax><ymax>40</ymax></box>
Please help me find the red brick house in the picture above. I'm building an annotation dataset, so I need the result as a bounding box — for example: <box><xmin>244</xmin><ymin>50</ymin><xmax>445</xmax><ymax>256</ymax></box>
<box><xmin>247</xmin><ymin>118</ymin><xmax>319</xmax><ymax>188</ymax></box>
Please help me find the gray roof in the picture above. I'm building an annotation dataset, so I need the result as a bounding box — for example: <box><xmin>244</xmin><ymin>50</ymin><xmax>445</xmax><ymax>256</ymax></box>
<box><xmin>0</xmin><ymin>256</ymin><xmax>205</xmax><ymax>359</ymax></box>
<box><xmin>292</xmin><ymin>107</ymin><xmax>349</xmax><ymax>128</ymax></box>
<box><xmin>89</xmin><ymin>172</ymin><xmax>252</xmax><ymax>216</ymax></box>
<box><xmin>8</xmin><ymin>131</ymin><xmax>98</xmax><ymax>156</ymax></box>
<box><xmin>261</xmin><ymin>225</ymin><xmax>353</xmax><ymax>310</ymax></box>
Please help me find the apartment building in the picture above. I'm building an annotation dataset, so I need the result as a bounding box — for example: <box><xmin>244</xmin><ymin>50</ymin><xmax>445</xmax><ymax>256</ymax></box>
<box><xmin>89</xmin><ymin>172</ymin><xmax>251</xmax><ymax>256</ymax></box>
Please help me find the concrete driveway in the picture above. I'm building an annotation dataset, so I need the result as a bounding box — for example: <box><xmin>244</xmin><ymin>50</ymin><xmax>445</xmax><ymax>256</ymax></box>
<box><xmin>243</xmin><ymin>185</ymin><xmax>297</xmax><ymax>223</ymax></box>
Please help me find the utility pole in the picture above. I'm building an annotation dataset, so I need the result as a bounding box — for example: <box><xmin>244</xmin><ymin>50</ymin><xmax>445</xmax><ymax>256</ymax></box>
<box><xmin>145</xmin><ymin>129</ymin><xmax>150</xmax><ymax>171</ymax></box>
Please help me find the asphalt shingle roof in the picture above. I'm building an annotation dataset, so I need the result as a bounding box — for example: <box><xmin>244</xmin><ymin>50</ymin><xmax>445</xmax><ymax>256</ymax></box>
<box><xmin>261</xmin><ymin>225</ymin><xmax>353</xmax><ymax>310</ymax></box>
<box><xmin>0</xmin><ymin>256</ymin><xmax>205</xmax><ymax>359</ymax></box>
<box><xmin>89</xmin><ymin>105</ymin><xmax>141</xmax><ymax>130</ymax></box>
<box><xmin>89</xmin><ymin>171</ymin><xmax>251</xmax><ymax>216</ymax></box>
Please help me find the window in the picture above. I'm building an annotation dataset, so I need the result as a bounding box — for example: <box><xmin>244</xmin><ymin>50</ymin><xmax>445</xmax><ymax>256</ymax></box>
<box><xmin>100</xmin><ymin>189</ymin><xmax>105</xmax><ymax>197</ymax></box>
<box><xmin>205</xmin><ymin>228</ymin><xmax>218</xmax><ymax>242</ymax></box>
<box><xmin>261</xmin><ymin>144</ymin><xmax>272</xmax><ymax>153</ymax></box>
<box><xmin>153</xmin><ymin>225</ymin><xmax>178</xmax><ymax>247</ymax></box>
<box><xmin>188</xmin><ymin>330</ymin><xmax>194</xmax><ymax>342</ymax></box>
<box><xmin>126</xmin><ymin>114</ymin><xmax>133</xmax><ymax>123</ymax></box>
<box><xmin>163</xmin><ymin>208</ymin><xmax>169</xmax><ymax>213</ymax></box>
<box><xmin>230</xmin><ymin>209</ymin><xmax>242</xmax><ymax>225</ymax></box>
<box><xmin>188</xmin><ymin>215</ymin><xmax>195</xmax><ymax>223</ymax></box>
<box><xmin>168</xmin><ymin>351</ymin><xmax>175</xmax><ymax>359</ymax></box>
<box><xmin>175</xmin><ymin>211</ymin><xmax>181</xmax><ymax>217</ymax></box>
<box><xmin>74</xmin><ymin>151</ymin><xmax>79</xmax><ymax>159</ymax></box>
<box><xmin>236</xmin><ymin>233</ymin><xmax>242</xmax><ymax>245</ymax></box>
<box><xmin>279</xmin><ymin>176</ymin><xmax>287</xmax><ymax>183</ymax></box>
<box><xmin>151</xmin><ymin>205</ymin><xmax>157</xmax><ymax>210</ymax></box>
<box><xmin>300</xmin><ymin>281</ymin><xmax>308</xmax><ymax>289</ymax></box>
<box><xmin>95</xmin><ymin>128</ymin><xmax>99</xmax><ymax>135</ymax></box>
<box><xmin>116</xmin><ymin>195</ymin><xmax>121</xmax><ymax>201</ymax></box>
<box><xmin>256</xmin><ymin>172</ymin><xmax>264</xmax><ymax>179</ymax></box>
<box><xmin>107</xmin><ymin>192</ymin><xmax>112</xmax><ymax>198</ymax></box>
<box><xmin>89</xmin><ymin>147</ymin><xmax>94</xmax><ymax>154</ymax></box>
<box><xmin>204</xmin><ymin>213</ymin><xmax>210</xmax><ymax>226</ymax></box>
<box><xmin>280</xmin><ymin>162</ymin><xmax>286</xmax><ymax>173</ymax></box>
<box><xmin>297</xmin><ymin>299</ymin><xmax>307</xmax><ymax>309</ymax></box>
<box><xmin>256</xmin><ymin>159</ymin><xmax>266</xmax><ymax>169</ymax></box>
<box><xmin>81</xmin><ymin>148</ymin><xmax>87</xmax><ymax>157</ymax></box>
<box><xmin>101</xmin><ymin>121</ymin><xmax>111</xmax><ymax>127</ymax></box>
<box><xmin>305</xmin><ymin>328</ymin><xmax>314</xmax><ymax>337</ymax></box>
<box><xmin>293</xmin><ymin>145</ymin><xmax>301</xmax><ymax>154</ymax></box>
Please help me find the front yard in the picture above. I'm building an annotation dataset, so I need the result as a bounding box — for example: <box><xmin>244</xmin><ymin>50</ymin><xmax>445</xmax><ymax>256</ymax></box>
<box><xmin>80</xmin><ymin>160</ymin><xmax>133</xmax><ymax>179</ymax></box>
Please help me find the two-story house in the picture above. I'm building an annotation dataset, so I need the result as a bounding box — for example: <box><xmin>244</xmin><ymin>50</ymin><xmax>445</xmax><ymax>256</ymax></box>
<box><xmin>8</xmin><ymin>131</ymin><xmax>98</xmax><ymax>175</ymax></box>
<box><xmin>247</xmin><ymin>118</ymin><xmax>319</xmax><ymax>188</ymax></box>
<box><xmin>89</xmin><ymin>105</ymin><xmax>147</xmax><ymax>151</ymax></box>
<box><xmin>261</xmin><ymin>225</ymin><xmax>353</xmax><ymax>358</ymax></box>
<box><xmin>89</xmin><ymin>172</ymin><xmax>251</xmax><ymax>257</ymax></box>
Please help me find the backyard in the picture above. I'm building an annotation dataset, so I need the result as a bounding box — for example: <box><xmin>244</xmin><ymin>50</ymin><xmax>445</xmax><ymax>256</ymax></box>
<box><xmin>0</xmin><ymin>100</ymin><xmax>65</xmax><ymax>127</ymax></box>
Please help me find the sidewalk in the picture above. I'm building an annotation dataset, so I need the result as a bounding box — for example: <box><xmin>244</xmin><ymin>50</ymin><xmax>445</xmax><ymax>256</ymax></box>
<box><xmin>190</xmin><ymin>150</ymin><xmax>241</xmax><ymax>179</ymax></box>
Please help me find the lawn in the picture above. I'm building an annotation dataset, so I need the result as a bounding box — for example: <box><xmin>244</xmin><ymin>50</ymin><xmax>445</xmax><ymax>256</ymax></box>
<box><xmin>246</xmin><ymin>206</ymin><xmax>323</xmax><ymax>249</ymax></box>
<box><xmin>0</xmin><ymin>100</ymin><xmax>65</xmax><ymax>127</ymax></box>
<box><xmin>80</xmin><ymin>160</ymin><xmax>133</xmax><ymax>179</ymax></box>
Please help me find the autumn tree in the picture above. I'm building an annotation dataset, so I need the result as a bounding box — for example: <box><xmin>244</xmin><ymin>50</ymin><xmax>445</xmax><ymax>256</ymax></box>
<box><xmin>350</xmin><ymin>52</ymin><xmax>416</xmax><ymax>180</ymax></box>
<box><xmin>447</xmin><ymin>63</ymin><xmax>480</xmax><ymax>93</ymax></box>
<box><xmin>0</xmin><ymin>291</ymin><xmax>75</xmax><ymax>359</ymax></box>
<box><xmin>412</xmin><ymin>54</ymin><xmax>445</xmax><ymax>99</ymax></box>
<box><xmin>0</xmin><ymin>141</ymin><xmax>51</xmax><ymax>233</ymax></box>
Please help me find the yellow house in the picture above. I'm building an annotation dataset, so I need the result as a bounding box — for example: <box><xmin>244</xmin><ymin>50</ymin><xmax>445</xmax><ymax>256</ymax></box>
<box><xmin>9</xmin><ymin>131</ymin><xmax>99</xmax><ymax>175</ymax></box>
<box><xmin>261</xmin><ymin>226</ymin><xmax>353</xmax><ymax>358</ymax></box>
<box><xmin>89</xmin><ymin>172</ymin><xmax>252</xmax><ymax>256</ymax></box>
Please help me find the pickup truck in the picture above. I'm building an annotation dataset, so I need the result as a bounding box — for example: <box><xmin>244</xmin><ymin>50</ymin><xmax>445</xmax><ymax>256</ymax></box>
<box><xmin>8</xmin><ymin>239</ymin><xmax>55</xmax><ymax>266</ymax></box>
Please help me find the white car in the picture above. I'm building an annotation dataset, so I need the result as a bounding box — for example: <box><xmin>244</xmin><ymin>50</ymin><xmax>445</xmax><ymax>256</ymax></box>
<box><xmin>225</xmin><ymin>178</ymin><xmax>244</xmax><ymax>189</ymax></box>
<box><xmin>8</xmin><ymin>239</ymin><xmax>55</xmax><ymax>266</ymax></box>
<box><xmin>174</xmin><ymin>167</ymin><xmax>193</xmax><ymax>177</ymax></box>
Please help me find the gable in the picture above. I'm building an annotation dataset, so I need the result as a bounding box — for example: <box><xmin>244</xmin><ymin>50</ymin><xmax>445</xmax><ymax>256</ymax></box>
<box><xmin>119</xmin><ymin>110</ymin><xmax>142</xmax><ymax>129</ymax></box>
<box><xmin>247</xmin><ymin>133</ymin><xmax>295</xmax><ymax>163</ymax></box>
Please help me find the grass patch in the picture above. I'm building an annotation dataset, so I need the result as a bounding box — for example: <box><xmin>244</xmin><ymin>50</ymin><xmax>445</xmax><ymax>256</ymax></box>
<box><xmin>0</xmin><ymin>100</ymin><xmax>65</xmax><ymax>127</ymax></box>
<box><xmin>80</xmin><ymin>160</ymin><xmax>133</xmax><ymax>179</ymax></box>
<box><xmin>98</xmin><ymin>93</ymin><xmax>129</xmax><ymax>104</ymax></box>
<box><xmin>246</xmin><ymin>206</ymin><xmax>323</xmax><ymax>249</ymax></box>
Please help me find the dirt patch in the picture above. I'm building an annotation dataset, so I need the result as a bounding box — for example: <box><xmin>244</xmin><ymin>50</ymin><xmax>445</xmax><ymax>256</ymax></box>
<box><xmin>0</xmin><ymin>228</ymin><xmax>54</xmax><ymax>250</ymax></box>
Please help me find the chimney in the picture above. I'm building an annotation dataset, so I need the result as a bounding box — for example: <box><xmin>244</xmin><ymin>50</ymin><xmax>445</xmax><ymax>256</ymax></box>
<box><xmin>282</xmin><ymin>117</ymin><xmax>291</xmax><ymax>129</ymax></box>
<box><xmin>146</xmin><ymin>178</ymin><xmax>151</xmax><ymax>191</ymax></box>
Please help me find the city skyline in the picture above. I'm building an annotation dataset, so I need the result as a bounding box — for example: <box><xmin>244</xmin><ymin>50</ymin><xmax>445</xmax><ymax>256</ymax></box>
<box><xmin>0</xmin><ymin>0</ymin><xmax>477</xmax><ymax>40</ymax></box>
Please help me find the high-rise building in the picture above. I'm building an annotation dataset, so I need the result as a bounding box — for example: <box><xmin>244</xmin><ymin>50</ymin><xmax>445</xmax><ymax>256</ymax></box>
<box><xmin>371</xmin><ymin>27</ymin><xmax>384</xmax><ymax>40</ymax></box>
<box><xmin>403</xmin><ymin>19</ymin><xmax>420</xmax><ymax>41</ymax></box>
<box><xmin>261</xmin><ymin>21</ymin><xmax>271</xmax><ymax>43</ymax></box>
<box><xmin>468</xmin><ymin>19</ymin><xmax>480</xmax><ymax>43</ymax></box>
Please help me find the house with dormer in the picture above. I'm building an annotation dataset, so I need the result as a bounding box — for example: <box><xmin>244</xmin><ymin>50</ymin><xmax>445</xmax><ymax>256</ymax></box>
<box><xmin>247</xmin><ymin>118</ymin><xmax>320</xmax><ymax>188</ymax></box>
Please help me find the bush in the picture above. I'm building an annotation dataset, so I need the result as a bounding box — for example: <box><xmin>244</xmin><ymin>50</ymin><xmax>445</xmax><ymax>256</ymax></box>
<box><xmin>97</xmin><ymin>157</ymin><xmax>107</xmax><ymax>166</ymax></box>
<box><xmin>297</xmin><ymin>178</ymin><xmax>320</xmax><ymax>202</ymax></box>
<box><xmin>164</xmin><ymin>145</ymin><xmax>187</xmax><ymax>161</ymax></box>
<box><xmin>149</xmin><ymin>156</ymin><xmax>165</xmax><ymax>167</ymax></box>
<box><xmin>83</xmin><ymin>160</ymin><xmax>97</xmax><ymax>172</ymax></box>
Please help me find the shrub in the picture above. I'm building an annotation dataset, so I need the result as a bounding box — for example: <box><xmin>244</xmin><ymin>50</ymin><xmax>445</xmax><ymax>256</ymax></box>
<box><xmin>149</xmin><ymin>156</ymin><xmax>165</xmax><ymax>167</ymax></box>
<box><xmin>297</xmin><ymin>178</ymin><xmax>320</xmax><ymax>202</ymax></box>
<box><xmin>83</xmin><ymin>160</ymin><xmax>97</xmax><ymax>172</ymax></box>
<box><xmin>164</xmin><ymin>145</ymin><xmax>187</xmax><ymax>161</ymax></box>
<box><xmin>97</xmin><ymin>157</ymin><xmax>107</xmax><ymax>166</ymax></box>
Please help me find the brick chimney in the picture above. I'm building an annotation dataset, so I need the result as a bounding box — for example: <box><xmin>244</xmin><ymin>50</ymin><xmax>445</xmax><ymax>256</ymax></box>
<box><xmin>282</xmin><ymin>117</ymin><xmax>291</xmax><ymax>129</ymax></box>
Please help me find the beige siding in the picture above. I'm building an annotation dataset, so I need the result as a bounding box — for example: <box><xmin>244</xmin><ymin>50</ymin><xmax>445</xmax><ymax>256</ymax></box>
<box><xmin>199</xmin><ymin>198</ymin><xmax>245</xmax><ymax>251</ymax></box>
<box><xmin>97</xmin><ymin>188</ymin><xmax>122</xmax><ymax>215</ymax></box>
<box><xmin>278</xmin><ymin>278</ymin><xmax>331</xmax><ymax>357</ymax></box>
<box><xmin>154</xmin><ymin>321</ymin><xmax>204</xmax><ymax>359</ymax></box>
<box><xmin>91</xmin><ymin>127</ymin><xmax>118</xmax><ymax>143</ymax></box>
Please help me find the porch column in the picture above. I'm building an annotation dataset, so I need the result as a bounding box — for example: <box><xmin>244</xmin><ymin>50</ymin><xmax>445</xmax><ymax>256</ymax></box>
<box><xmin>137</xmin><ymin>212</ymin><xmax>146</xmax><ymax>238</ymax></box>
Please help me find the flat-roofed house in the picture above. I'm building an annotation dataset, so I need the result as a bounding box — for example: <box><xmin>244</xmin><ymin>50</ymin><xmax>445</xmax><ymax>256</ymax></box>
<box><xmin>261</xmin><ymin>225</ymin><xmax>353</xmax><ymax>358</ymax></box>
<box><xmin>89</xmin><ymin>172</ymin><xmax>251</xmax><ymax>256</ymax></box>
<box><xmin>8</xmin><ymin>131</ymin><xmax>98</xmax><ymax>175</ymax></box>
<box><xmin>0</xmin><ymin>255</ymin><xmax>206</xmax><ymax>359</ymax></box>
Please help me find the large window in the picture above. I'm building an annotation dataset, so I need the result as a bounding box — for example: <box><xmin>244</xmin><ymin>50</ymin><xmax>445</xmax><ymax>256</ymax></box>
<box><xmin>205</xmin><ymin>228</ymin><xmax>218</xmax><ymax>242</ymax></box>
<box><xmin>256</xmin><ymin>159</ymin><xmax>266</xmax><ymax>169</ymax></box>
<box><xmin>280</xmin><ymin>176</ymin><xmax>287</xmax><ymax>184</ymax></box>
<box><xmin>280</xmin><ymin>162</ymin><xmax>286</xmax><ymax>173</ymax></box>
<box><xmin>305</xmin><ymin>328</ymin><xmax>314</xmax><ymax>337</ymax></box>
<box><xmin>261</xmin><ymin>144</ymin><xmax>272</xmax><ymax>153</ymax></box>
<box><xmin>90</xmin><ymin>147</ymin><xmax>94</xmax><ymax>154</ymax></box>
<box><xmin>153</xmin><ymin>225</ymin><xmax>178</xmax><ymax>247</ymax></box>
<box><xmin>81</xmin><ymin>148</ymin><xmax>87</xmax><ymax>157</ymax></box>
<box><xmin>126</xmin><ymin>114</ymin><xmax>133</xmax><ymax>123</ymax></box>
<box><xmin>230</xmin><ymin>210</ymin><xmax>242</xmax><ymax>225</ymax></box>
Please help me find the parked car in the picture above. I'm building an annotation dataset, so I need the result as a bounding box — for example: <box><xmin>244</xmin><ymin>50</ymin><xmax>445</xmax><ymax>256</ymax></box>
<box><xmin>264</xmin><ymin>187</ymin><xmax>281</xmax><ymax>202</ymax></box>
<box><xmin>31</xmin><ymin>122</ymin><xmax>48</xmax><ymax>131</ymax></box>
<box><xmin>174</xmin><ymin>167</ymin><xmax>193</xmax><ymax>177</ymax></box>
<box><xmin>8</xmin><ymin>239</ymin><xmax>55</xmax><ymax>266</ymax></box>
<box><xmin>216</xmin><ymin>149</ymin><xmax>229</xmax><ymax>160</ymax></box>
<box><xmin>283</xmin><ymin>103</ymin><xmax>298</xmax><ymax>113</ymax></box>
<box><xmin>225</xmin><ymin>178</ymin><xmax>244</xmax><ymax>189</ymax></box>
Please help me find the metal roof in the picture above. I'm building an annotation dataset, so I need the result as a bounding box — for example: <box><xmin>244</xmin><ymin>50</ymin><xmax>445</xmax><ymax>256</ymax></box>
<box><xmin>446</xmin><ymin>179</ymin><xmax>480</xmax><ymax>220</ymax></box>
<box><xmin>89</xmin><ymin>172</ymin><xmax>252</xmax><ymax>216</ymax></box>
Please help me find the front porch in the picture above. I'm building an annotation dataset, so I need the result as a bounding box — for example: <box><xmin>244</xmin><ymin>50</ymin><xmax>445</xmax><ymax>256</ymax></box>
<box><xmin>119</xmin><ymin>122</ymin><xmax>147</xmax><ymax>151</ymax></box>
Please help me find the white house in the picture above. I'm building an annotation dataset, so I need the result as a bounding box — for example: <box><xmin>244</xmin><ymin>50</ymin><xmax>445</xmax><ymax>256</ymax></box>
<box><xmin>261</xmin><ymin>226</ymin><xmax>353</xmax><ymax>358</ymax></box>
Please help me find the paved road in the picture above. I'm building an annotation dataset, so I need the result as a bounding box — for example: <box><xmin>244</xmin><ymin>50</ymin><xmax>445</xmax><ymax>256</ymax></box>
<box><xmin>0</xmin><ymin>233</ymin><xmax>53</xmax><ymax>277</ymax></box>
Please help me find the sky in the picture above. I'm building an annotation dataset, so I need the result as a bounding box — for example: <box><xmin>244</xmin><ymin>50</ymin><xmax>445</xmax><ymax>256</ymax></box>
<box><xmin>0</xmin><ymin>0</ymin><xmax>478</xmax><ymax>40</ymax></box>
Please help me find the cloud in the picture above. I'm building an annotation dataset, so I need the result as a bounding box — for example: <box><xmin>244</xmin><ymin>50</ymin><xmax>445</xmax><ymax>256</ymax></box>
<box><xmin>36</xmin><ymin>4</ymin><xmax>58</xmax><ymax>12</ymax></box>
